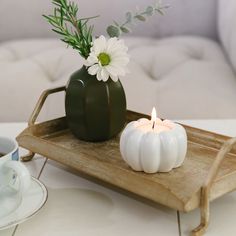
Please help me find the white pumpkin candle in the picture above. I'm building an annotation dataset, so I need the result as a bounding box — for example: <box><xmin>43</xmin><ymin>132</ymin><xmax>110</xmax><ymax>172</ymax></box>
<box><xmin>120</xmin><ymin>108</ymin><xmax>187</xmax><ymax>173</ymax></box>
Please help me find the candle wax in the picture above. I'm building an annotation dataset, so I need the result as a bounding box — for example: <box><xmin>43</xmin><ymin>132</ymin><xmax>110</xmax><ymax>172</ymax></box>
<box><xmin>138</xmin><ymin>123</ymin><xmax>171</xmax><ymax>133</ymax></box>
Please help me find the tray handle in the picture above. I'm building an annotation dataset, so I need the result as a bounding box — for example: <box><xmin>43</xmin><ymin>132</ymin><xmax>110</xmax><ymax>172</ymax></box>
<box><xmin>28</xmin><ymin>86</ymin><xmax>66</xmax><ymax>126</ymax></box>
<box><xmin>192</xmin><ymin>137</ymin><xmax>236</xmax><ymax>236</ymax></box>
<box><xmin>21</xmin><ymin>86</ymin><xmax>66</xmax><ymax>162</ymax></box>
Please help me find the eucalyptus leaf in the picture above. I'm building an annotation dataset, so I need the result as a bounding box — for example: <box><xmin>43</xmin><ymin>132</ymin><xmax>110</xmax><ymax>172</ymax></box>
<box><xmin>120</xmin><ymin>26</ymin><xmax>131</xmax><ymax>33</ymax></box>
<box><xmin>156</xmin><ymin>9</ymin><xmax>164</xmax><ymax>15</ymax></box>
<box><xmin>146</xmin><ymin>6</ymin><xmax>154</xmax><ymax>16</ymax></box>
<box><xmin>107</xmin><ymin>25</ymin><xmax>121</xmax><ymax>37</ymax></box>
<box><xmin>126</xmin><ymin>12</ymin><xmax>132</xmax><ymax>23</ymax></box>
<box><xmin>135</xmin><ymin>15</ymin><xmax>146</xmax><ymax>21</ymax></box>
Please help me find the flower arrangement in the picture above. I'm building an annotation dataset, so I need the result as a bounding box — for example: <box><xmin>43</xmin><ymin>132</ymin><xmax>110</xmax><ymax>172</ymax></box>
<box><xmin>43</xmin><ymin>0</ymin><xmax>168</xmax><ymax>142</ymax></box>
<box><xmin>43</xmin><ymin>0</ymin><xmax>167</xmax><ymax>82</ymax></box>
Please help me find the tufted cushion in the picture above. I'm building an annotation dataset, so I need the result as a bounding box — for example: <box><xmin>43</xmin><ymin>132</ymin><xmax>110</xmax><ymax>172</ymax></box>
<box><xmin>127</xmin><ymin>37</ymin><xmax>226</xmax><ymax>80</ymax></box>
<box><xmin>0</xmin><ymin>36</ymin><xmax>236</xmax><ymax>121</ymax></box>
<box><xmin>218</xmin><ymin>0</ymin><xmax>236</xmax><ymax>72</ymax></box>
<box><xmin>0</xmin><ymin>39</ymin><xmax>83</xmax><ymax>81</ymax></box>
<box><xmin>0</xmin><ymin>39</ymin><xmax>83</xmax><ymax>122</ymax></box>
<box><xmin>122</xmin><ymin>36</ymin><xmax>236</xmax><ymax>119</ymax></box>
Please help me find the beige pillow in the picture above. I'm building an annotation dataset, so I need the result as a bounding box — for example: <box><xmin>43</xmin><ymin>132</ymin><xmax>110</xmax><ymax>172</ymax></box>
<box><xmin>218</xmin><ymin>0</ymin><xmax>236</xmax><ymax>72</ymax></box>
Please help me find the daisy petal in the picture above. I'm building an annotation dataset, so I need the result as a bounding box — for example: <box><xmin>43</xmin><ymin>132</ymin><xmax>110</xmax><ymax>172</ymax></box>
<box><xmin>105</xmin><ymin>65</ymin><xmax>119</xmax><ymax>76</ymax></box>
<box><xmin>88</xmin><ymin>54</ymin><xmax>98</xmax><ymax>64</ymax></box>
<box><xmin>111</xmin><ymin>57</ymin><xmax>130</xmax><ymax>66</ymax></box>
<box><xmin>101</xmin><ymin>68</ymin><xmax>110</xmax><ymax>82</ymax></box>
<box><xmin>110</xmin><ymin>74</ymin><xmax>119</xmax><ymax>82</ymax></box>
<box><xmin>96</xmin><ymin>68</ymin><xmax>103</xmax><ymax>81</ymax></box>
<box><xmin>93</xmin><ymin>36</ymin><xmax>107</xmax><ymax>55</ymax></box>
<box><xmin>106</xmin><ymin>37</ymin><xmax>118</xmax><ymax>53</ymax></box>
<box><xmin>88</xmin><ymin>64</ymin><xmax>99</xmax><ymax>75</ymax></box>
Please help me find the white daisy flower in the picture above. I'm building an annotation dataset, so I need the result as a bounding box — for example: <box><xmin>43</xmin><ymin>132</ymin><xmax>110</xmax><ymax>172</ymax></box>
<box><xmin>85</xmin><ymin>35</ymin><xmax>129</xmax><ymax>82</ymax></box>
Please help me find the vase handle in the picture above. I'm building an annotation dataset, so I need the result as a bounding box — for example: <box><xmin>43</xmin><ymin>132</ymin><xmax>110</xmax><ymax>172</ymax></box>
<box><xmin>28</xmin><ymin>86</ymin><xmax>66</xmax><ymax>126</ymax></box>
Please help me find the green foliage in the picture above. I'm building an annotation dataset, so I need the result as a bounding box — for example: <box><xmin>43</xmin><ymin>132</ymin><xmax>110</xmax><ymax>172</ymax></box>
<box><xmin>107</xmin><ymin>25</ymin><xmax>121</xmax><ymax>38</ymax></box>
<box><xmin>106</xmin><ymin>1</ymin><xmax>169</xmax><ymax>38</ymax></box>
<box><xmin>44</xmin><ymin>0</ymin><xmax>169</xmax><ymax>56</ymax></box>
<box><xmin>43</xmin><ymin>0</ymin><xmax>99</xmax><ymax>59</ymax></box>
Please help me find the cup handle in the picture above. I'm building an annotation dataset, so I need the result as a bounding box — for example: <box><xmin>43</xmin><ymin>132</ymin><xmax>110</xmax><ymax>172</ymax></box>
<box><xmin>4</xmin><ymin>161</ymin><xmax>31</xmax><ymax>194</ymax></box>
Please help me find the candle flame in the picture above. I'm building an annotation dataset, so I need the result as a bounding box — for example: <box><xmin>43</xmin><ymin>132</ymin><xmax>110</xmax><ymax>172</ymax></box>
<box><xmin>151</xmin><ymin>107</ymin><xmax>157</xmax><ymax>122</ymax></box>
<box><xmin>151</xmin><ymin>107</ymin><xmax>157</xmax><ymax>129</ymax></box>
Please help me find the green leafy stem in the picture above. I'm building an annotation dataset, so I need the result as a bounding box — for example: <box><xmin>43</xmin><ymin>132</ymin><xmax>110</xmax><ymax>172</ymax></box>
<box><xmin>107</xmin><ymin>1</ymin><xmax>169</xmax><ymax>37</ymax></box>
<box><xmin>43</xmin><ymin>0</ymin><xmax>99</xmax><ymax>59</ymax></box>
<box><xmin>44</xmin><ymin>0</ymin><xmax>168</xmax><ymax>59</ymax></box>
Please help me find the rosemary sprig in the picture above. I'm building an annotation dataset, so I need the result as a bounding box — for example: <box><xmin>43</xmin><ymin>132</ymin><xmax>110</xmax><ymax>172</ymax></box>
<box><xmin>43</xmin><ymin>0</ymin><xmax>99</xmax><ymax>58</ymax></box>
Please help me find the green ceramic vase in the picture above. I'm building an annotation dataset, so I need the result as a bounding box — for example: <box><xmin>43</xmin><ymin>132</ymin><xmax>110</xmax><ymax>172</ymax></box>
<box><xmin>65</xmin><ymin>66</ymin><xmax>126</xmax><ymax>142</ymax></box>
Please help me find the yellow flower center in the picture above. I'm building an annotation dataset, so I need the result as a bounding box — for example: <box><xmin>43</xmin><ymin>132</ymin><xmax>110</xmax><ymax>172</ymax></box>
<box><xmin>98</xmin><ymin>52</ymin><xmax>111</xmax><ymax>66</ymax></box>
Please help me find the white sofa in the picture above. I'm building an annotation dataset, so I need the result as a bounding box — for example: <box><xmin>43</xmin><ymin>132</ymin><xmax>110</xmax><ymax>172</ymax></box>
<box><xmin>0</xmin><ymin>0</ymin><xmax>235</xmax><ymax>121</ymax></box>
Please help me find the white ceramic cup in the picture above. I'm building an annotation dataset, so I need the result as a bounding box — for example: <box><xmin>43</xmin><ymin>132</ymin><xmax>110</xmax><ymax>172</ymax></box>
<box><xmin>0</xmin><ymin>137</ymin><xmax>31</xmax><ymax>218</ymax></box>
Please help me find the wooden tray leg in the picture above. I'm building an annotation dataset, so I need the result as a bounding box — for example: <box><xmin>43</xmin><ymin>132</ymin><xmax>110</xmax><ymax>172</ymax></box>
<box><xmin>191</xmin><ymin>137</ymin><xmax>236</xmax><ymax>236</ymax></box>
<box><xmin>21</xmin><ymin>151</ymin><xmax>35</xmax><ymax>162</ymax></box>
<box><xmin>191</xmin><ymin>189</ymin><xmax>209</xmax><ymax>236</ymax></box>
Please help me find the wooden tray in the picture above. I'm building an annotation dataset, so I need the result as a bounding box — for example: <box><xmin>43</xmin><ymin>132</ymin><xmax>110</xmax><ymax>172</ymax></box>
<box><xmin>17</xmin><ymin>86</ymin><xmax>236</xmax><ymax>236</ymax></box>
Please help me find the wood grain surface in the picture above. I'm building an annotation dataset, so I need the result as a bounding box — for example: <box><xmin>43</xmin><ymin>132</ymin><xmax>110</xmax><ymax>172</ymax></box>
<box><xmin>17</xmin><ymin>111</ymin><xmax>236</xmax><ymax>213</ymax></box>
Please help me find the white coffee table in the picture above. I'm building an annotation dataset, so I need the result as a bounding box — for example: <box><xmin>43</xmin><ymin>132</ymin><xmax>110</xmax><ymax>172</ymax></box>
<box><xmin>1</xmin><ymin>120</ymin><xmax>236</xmax><ymax>236</ymax></box>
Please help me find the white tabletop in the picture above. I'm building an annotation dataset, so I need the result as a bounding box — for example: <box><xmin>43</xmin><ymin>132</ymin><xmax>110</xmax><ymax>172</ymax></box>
<box><xmin>1</xmin><ymin>120</ymin><xmax>236</xmax><ymax>236</ymax></box>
